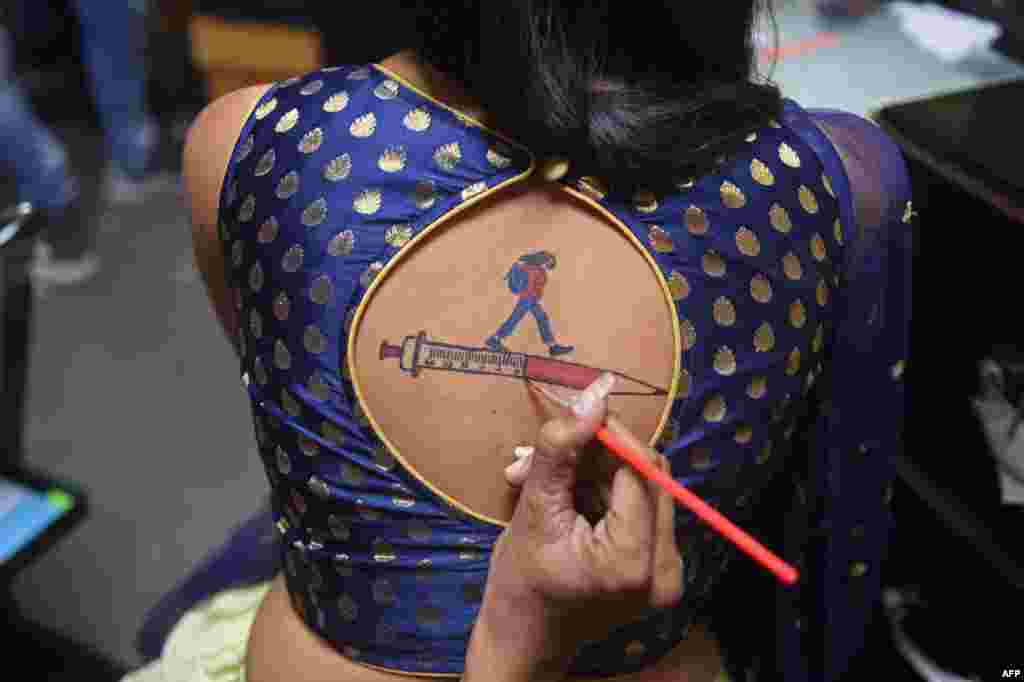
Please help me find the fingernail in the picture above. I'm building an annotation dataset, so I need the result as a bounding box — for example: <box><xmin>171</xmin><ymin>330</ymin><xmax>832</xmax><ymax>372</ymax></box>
<box><xmin>572</xmin><ymin>372</ymin><xmax>616</xmax><ymax>418</ymax></box>
<box><xmin>505</xmin><ymin>456</ymin><xmax>529</xmax><ymax>478</ymax></box>
<box><xmin>514</xmin><ymin>445</ymin><xmax>535</xmax><ymax>459</ymax></box>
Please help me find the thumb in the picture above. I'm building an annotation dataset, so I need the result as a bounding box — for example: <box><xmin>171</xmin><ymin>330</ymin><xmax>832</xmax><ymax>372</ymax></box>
<box><xmin>524</xmin><ymin>373</ymin><xmax>615</xmax><ymax>517</ymax></box>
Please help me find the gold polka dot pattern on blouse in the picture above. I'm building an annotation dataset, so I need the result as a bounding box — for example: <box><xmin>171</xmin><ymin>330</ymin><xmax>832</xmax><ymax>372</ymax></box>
<box><xmin>822</xmin><ymin>173</ymin><xmax>835</xmax><ymax>198</ymax></box>
<box><xmin>778</xmin><ymin>142</ymin><xmax>800</xmax><ymax>168</ymax></box>
<box><xmin>633</xmin><ymin>190</ymin><xmax>658</xmax><ymax>213</ymax></box>
<box><xmin>319</xmin><ymin>155</ymin><xmax>351</xmax><ymax>184</ymax></box>
<box><xmin>323</xmin><ymin>91</ymin><xmax>349</xmax><ymax>113</ymax></box>
<box><xmin>757</xmin><ymin>441</ymin><xmax>772</xmax><ymax>464</ymax></box>
<box><xmin>750</xmin><ymin>273</ymin><xmax>772</xmax><ymax>303</ymax></box>
<box><xmin>308</xmin><ymin>372</ymin><xmax>329</xmax><ymax>402</ymax></box>
<box><xmin>783</xmin><ymin>252</ymin><xmax>803</xmax><ymax>280</ymax></box>
<box><xmin>276</xmin><ymin>447</ymin><xmax>291</xmax><ymax>475</ymax></box>
<box><xmin>798</xmin><ymin>185</ymin><xmax>819</xmax><ymax>214</ymax></box>
<box><xmin>249</xmin><ymin>309</ymin><xmax>263</xmax><ymax>339</ymax></box>
<box><xmin>282</xmin><ymin>245</ymin><xmax>304</xmax><ymax>272</ymax></box>
<box><xmin>328</xmin><ymin>230</ymin><xmax>354</xmax><ymax>257</ymax></box>
<box><xmin>320</xmin><ymin>420</ymin><xmax>344</xmax><ymax>448</ymax></box>
<box><xmin>736</xmin><ymin>227</ymin><xmax>760</xmax><ymax>256</ymax></box>
<box><xmin>720</xmin><ymin>180</ymin><xmax>746</xmax><ymax>209</ymax></box>
<box><xmin>817</xmin><ymin>279</ymin><xmax>830</xmax><ymax>307</ymax></box>
<box><xmin>577</xmin><ymin>176</ymin><xmax>608</xmax><ymax>200</ymax></box>
<box><xmin>713</xmin><ymin>296</ymin><xmax>736</xmax><ymax>326</ymax></box>
<box><xmin>667</xmin><ymin>271</ymin><xmax>690</xmax><ymax>300</ymax></box>
<box><xmin>686</xmin><ymin>206</ymin><xmax>708</xmax><ymax>235</ymax></box>
<box><xmin>789</xmin><ymin>300</ymin><xmax>807</xmax><ymax>328</ymax></box>
<box><xmin>276</xmin><ymin>171</ymin><xmax>300</xmax><ymax>200</ymax></box>
<box><xmin>360</xmin><ymin>262</ymin><xmax>384</xmax><ymax>289</ymax></box>
<box><xmin>810</xmin><ymin>233</ymin><xmax>827</xmax><ymax>262</ymax></box>
<box><xmin>703</xmin><ymin>395</ymin><xmax>727</xmax><ymax>422</ymax></box>
<box><xmin>253</xmin><ymin>356</ymin><xmax>268</xmax><ymax>385</ymax></box>
<box><xmin>310</xmin><ymin>275</ymin><xmax>333</xmax><ymax>305</ymax></box>
<box><xmin>748</xmin><ymin>376</ymin><xmax>767</xmax><ymax>399</ymax></box>
<box><xmin>486</xmin><ymin>145</ymin><xmax>511</xmax><ymax>169</ymax></box>
<box><xmin>769</xmin><ymin>203</ymin><xmax>792</xmax><ymax>233</ymax></box>
<box><xmin>680</xmin><ymin>319</ymin><xmax>697</xmax><ymax>351</ymax></box>
<box><xmin>403</xmin><ymin>107</ymin><xmax>431</xmax><ymax>132</ymax></box>
<box><xmin>344</xmin><ymin>308</ymin><xmax>357</xmax><ymax>336</ymax></box>
<box><xmin>689</xmin><ymin>446</ymin><xmax>713</xmax><ymax>471</ymax></box>
<box><xmin>350</xmin><ymin>112</ymin><xmax>377</xmax><ymax>138</ymax></box>
<box><xmin>754</xmin><ymin>322</ymin><xmax>775</xmax><ymax>352</ymax></box>
<box><xmin>373</xmin><ymin>445</ymin><xmax>396</xmax><ymax>471</ymax></box>
<box><xmin>702</xmin><ymin>250</ymin><xmax>726</xmax><ymax>278</ymax></box>
<box><xmin>274</xmin><ymin>339</ymin><xmax>292</xmax><ymax>370</ymax></box>
<box><xmin>812</xmin><ymin>324</ymin><xmax>825</xmax><ymax>354</ymax></box>
<box><xmin>378</xmin><ymin>147</ymin><xmax>407</xmax><ymax>173</ymax></box>
<box><xmin>834</xmin><ymin>218</ymin><xmax>844</xmax><ymax>246</ymax></box>
<box><xmin>354</xmin><ymin>189</ymin><xmax>382</xmax><ymax>215</ymax></box>
<box><xmin>249</xmin><ymin>262</ymin><xmax>264</xmax><ymax>292</ymax></box>
<box><xmin>714</xmin><ymin>347</ymin><xmax>737</xmax><ymax>375</ymax></box>
<box><xmin>461</xmin><ymin>181</ymin><xmax>487</xmax><ymax>201</ymax></box>
<box><xmin>255</xmin><ymin>149</ymin><xmax>275</xmax><ymax>176</ymax></box>
<box><xmin>434</xmin><ymin>142</ymin><xmax>461</xmax><ymax>171</ymax></box>
<box><xmin>849</xmin><ymin>561</ymin><xmax>868</xmax><ymax>578</ymax></box>
<box><xmin>299</xmin><ymin>79</ymin><xmax>324</xmax><ymax>96</ymax></box>
<box><xmin>275</xmin><ymin>108</ymin><xmax>299</xmax><ymax>134</ymax></box>
<box><xmin>374</xmin><ymin>79</ymin><xmax>400</xmax><ymax>100</ymax></box>
<box><xmin>750</xmin><ymin>158</ymin><xmax>774</xmax><ymax>186</ymax></box>
<box><xmin>734</xmin><ymin>424</ymin><xmax>753</xmax><ymax>444</ymax></box>
<box><xmin>891</xmin><ymin>359</ymin><xmax>905</xmax><ymax>380</ymax></box>
<box><xmin>237</xmin><ymin>136</ymin><xmax>255</xmax><ymax>163</ymax></box>
<box><xmin>649</xmin><ymin>226</ymin><xmax>674</xmax><ymax>253</ymax></box>
<box><xmin>786</xmin><ymin>348</ymin><xmax>801</xmax><ymax>375</ymax></box>
<box><xmin>238</xmin><ymin>195</ymin><xmax>255</xmax><ymax>223</ymax></box>
<box><xmin>337</xmin><ymin>594</ymin><xmax>359</xmax><ymax>622</ymax></box>
<box><xmin>299</xmin><ymin>128</ymin><xmax>324</xmax><ymax>154</ymax></box>
<box><xmin>255</xmin><ymin>97</ymin><xmax>278</xmax><ymax>120</ymax></box>
<box><xmin>677</xmin><ymin>368</ymin><xmax>692</xmax><ymax>399</ymax></box>
<box><xmin>412</xmin><ymin>180</ymin><xmax>437</xmax><ymax>210</ymax></box>
<box><xmin>903</xmin><ymin>200</ymin><xmax>916</xmax><ymax>223</ymax></box>
<box><xmin>385</xmin><ymin>224</ymin><xmax>414</xmax><ymax>248</ymax></box>
<box><xmin>304</xmin><ymin>325</ymin><xmax>327</xmax><ymax>354</ymax></box>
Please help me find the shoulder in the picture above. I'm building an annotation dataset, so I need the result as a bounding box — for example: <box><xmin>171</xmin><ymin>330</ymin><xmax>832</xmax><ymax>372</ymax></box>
<box><xmin>182</xmin><ymin>83</ymin><xmax>276</xmax><ymax>228</ymax></box>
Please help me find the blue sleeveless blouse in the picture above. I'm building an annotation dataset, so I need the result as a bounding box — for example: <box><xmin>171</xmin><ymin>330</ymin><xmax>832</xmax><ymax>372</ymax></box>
<box><xmin>218</xmin><ymin>63</ymin><xmax>914</xmax><ymax>680</ymax></box>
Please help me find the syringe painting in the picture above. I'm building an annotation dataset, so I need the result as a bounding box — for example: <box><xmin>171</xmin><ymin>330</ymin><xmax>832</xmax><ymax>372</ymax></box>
<box><xmin>486</xmin><ymin>251</ymin><xmax>575</xmax><ymax>357</ymax></box>
<box><xmin>378</xmin><ymin>249</ymin><xmax>668</xmax><ymax>397</ymax></box>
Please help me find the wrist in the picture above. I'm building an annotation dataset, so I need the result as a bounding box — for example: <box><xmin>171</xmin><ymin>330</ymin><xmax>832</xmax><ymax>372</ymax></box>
<box><xmin>464</xmin><ymin>605</ymin><xmax>570</xmax><ymax>682</ymax></box>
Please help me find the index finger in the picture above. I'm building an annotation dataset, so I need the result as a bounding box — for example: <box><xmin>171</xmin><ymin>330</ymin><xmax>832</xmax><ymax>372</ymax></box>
<box><xmin>600</xmin><ymin>415</ymin><xmax>661</xmax><ymax>553</ymax></box>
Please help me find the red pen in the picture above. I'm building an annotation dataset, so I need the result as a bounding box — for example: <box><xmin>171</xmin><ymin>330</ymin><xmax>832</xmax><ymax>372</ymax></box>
<box><xmin>531</xmin><ymin>380</ymin><xmax>800</xmax><ymax>587</ymax></box>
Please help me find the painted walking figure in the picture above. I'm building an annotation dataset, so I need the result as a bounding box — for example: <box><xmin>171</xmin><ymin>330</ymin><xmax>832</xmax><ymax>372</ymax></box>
<box><xmin>486</xmin><ymin>251</ymin><xmax>574</xmax><ymax>356</ymax></box>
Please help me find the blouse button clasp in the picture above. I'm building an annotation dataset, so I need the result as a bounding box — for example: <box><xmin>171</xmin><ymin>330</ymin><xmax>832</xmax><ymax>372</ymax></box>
<box><xmin>541</xmin><ymin>157</ymin><xmax>570</xmax><ymax>182</ymax></box>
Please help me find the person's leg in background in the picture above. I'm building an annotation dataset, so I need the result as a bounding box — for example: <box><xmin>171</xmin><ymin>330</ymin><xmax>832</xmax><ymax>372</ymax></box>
<box><xmin>0</xmin><ymin>25</ymin><xmax>99</xmax><ymax>283</ymax></box>
<box><xmin>69</xmin><ymin>0</ymin><xmax>174</xmax><ymax>205</ymax></box>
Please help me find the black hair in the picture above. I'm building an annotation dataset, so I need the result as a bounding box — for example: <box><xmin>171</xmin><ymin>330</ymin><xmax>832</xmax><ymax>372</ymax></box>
<box><xmin>405</xmin><ymin>1</ymin><xmax>783</xmax><ymax>197</ymax></box>
<box><xmin>519</xmin><ymin>251</ymin><xmax>556</xmax><ymax>268</ymax></box>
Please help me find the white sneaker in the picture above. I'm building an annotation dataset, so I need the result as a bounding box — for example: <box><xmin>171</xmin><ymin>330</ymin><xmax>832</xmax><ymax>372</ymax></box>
<box><xmin>31</xmin><ymin>241</ymin><xmax>101</xmax><ymax>286</ymax></box>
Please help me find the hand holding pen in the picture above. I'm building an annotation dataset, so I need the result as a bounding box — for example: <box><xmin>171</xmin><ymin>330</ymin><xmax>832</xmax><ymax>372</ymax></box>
<box><xmin>471</xmin><ymin>372</ymin><xmax>686</xmax><ymax>680</ymax></box>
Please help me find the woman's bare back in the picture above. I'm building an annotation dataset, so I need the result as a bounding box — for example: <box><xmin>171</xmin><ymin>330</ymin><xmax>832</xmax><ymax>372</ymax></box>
<box><xmin>191</xmin><ymin>50</ymin><xmax>724</xmax><ymax>682</ymax></box>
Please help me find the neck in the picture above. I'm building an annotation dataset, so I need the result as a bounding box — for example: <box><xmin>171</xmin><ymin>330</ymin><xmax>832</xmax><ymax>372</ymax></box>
<box><xmin>377</xmin><ymin>49</ymin><xmax>491</xmax><ymax>125</ymax></box>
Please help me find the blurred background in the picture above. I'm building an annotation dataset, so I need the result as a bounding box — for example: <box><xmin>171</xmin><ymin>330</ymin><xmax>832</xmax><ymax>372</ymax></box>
<box><xmin>1</xmin><ymin>0</ymin><xmax>1022</xmax><ymax>680</ymax></box>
